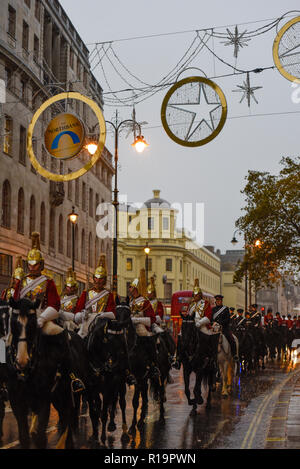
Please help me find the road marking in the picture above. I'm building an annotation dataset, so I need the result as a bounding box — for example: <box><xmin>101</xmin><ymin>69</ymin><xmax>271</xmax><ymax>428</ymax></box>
<box><xmin>241</xmin><ymin>370</ymin><xmax>300</xmax><ymax>449</ymax></box>
<box><xmin>0</xmin><ymin>426</ymin><xmax>57</xmax><ymax>450</ymax></box>
<box><xmin>265</xmin><ymin>437</ymin><xmax>286</xmax><ymax>442</ymax></box>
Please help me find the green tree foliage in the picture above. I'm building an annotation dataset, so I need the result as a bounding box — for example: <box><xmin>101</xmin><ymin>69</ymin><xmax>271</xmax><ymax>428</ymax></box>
<box><xmin>234</xmin><ymin>156</ymin><xmax>300</xmax><ymax>288</ymax></box>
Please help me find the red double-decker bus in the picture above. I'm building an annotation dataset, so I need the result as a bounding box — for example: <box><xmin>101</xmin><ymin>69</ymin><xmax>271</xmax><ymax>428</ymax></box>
<box><xmin>170</xmin><ymin>290</ymin><xmax>215</xmax><ymax>341</ymax></box>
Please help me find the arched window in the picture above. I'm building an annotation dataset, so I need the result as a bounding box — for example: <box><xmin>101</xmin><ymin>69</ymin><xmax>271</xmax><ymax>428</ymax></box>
<box><xmin>1</xmin><ymin>180</ymin><xmax>11</xmax><ymax>228</ymax></box>
<box><xmin>67</xmin><ymin>220</ymin><xmax>71</xmax><ymax>257</ymax></box>
<box><xmin>74</xmin><ymin>225</ymin><xmax>78</xmax><ymax>261</ymax></box>
<box><xmin>94</xmin><ymin>237</ymin><xmax>99</xmax><ymax>266</ymax></box>
<box><xmin>89</xmin><ymin>188</ymin><xmax>93</xmax><ymax>217</ymax></box>
<box><xmin>88</xmin><ymin>232</ymin><xmax>93</xmax><ymax>268</ymax></box>
<box><xmin>81</xmin><ymin>229</ymin><xmax>86</xmax><ymax>264</ymax></box>
<box><xmin>49</xmin><ymin>207</ymin><xmax>55</xmax><ymax>249</ymax></box>
<box><xmin>40</xmin><ymin>202</ymin><xmax>46</xmax><ymax>244</ymax></box>
<box><xmin>58</xmin><ymin>214</ymin><xmax>63</xmax><ymax>254</ymax></box>
<box><xmin>17</xmin><ymin>188</ymin><xmax>25</xmax><ymax>234</ymax></box>
<box><xmin>29</xmin><ymin>195</ymin><xmax>36</xmax><ymax>236</ymax></box>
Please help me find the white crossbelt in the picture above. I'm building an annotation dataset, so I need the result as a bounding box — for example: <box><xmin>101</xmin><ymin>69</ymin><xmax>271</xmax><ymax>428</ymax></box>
<box><xmin>20</xmin><ymin>276</ymin><xmax>47</xmax><ymax>299</ymax></box>
<box><xmin>213</xmin><ymin>305</ymin><xmax>226</xmax><ymax>321</ymax></box>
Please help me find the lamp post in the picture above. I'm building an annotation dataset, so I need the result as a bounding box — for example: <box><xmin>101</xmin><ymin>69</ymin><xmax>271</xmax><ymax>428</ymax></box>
<box><xmin>68</xmin><ymin>206</ymin><xmax>78</xmax><ymax>271</ymax></box>
<box><xmin>144</xmin><ymin>242</ymin><xmax>151</xmax><ymax>285</ymax></box>
<box><xmin>86</xmin><ymin>110</ymin><xmax>149</xmax><ymax>296</ymax></box>
<box><xmin>231</xmin><ymin>229</ymin><xmax>248</xmax><ymax>312</ymax></box>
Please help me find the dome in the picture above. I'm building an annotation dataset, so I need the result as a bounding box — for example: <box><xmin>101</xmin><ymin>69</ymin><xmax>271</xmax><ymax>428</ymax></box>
<box><xmin>144</xmin><ymin>190</ymin><xmax>170</xmax><ymax>208</ymax></box>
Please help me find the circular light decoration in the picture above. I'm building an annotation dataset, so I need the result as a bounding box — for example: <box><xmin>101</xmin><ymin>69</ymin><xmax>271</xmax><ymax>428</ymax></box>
<box><xmin>273</xmin><ymin>16</ymin><xmax>300</xmax><ymax>82</ymax></box>
<box><xmin>27</xmin><ymin>92</ymin><xmax>106</xmax><ymax>181</ymax></box>
<box><xmin>161</xmin><ymin>76</ymin><xmax>227</xmax><ymax>147</ymax></box>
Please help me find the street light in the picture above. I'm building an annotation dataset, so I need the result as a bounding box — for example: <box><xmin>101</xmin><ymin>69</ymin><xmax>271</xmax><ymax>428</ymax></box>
<box><xmin>68</xmin><ymin>206</ymin><xmax>78</xmax><ymax>271</ymax></box>
<box><xmin>144</xmin><ymin>242</ymin><xmax>151</xmax><ymax>285</ymax></box>
<box><xmin>87</xmin><ymin>110</ymin><xmax>149</xmax><ymax>296</ymax></box>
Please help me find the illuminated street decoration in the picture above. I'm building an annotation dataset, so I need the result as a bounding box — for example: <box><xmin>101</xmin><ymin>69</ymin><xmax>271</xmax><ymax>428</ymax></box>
<box><xmin>273</xmin><ymin>16</ymin><xmax>300</xmax><ymax>82</ymax></box>
<box><xmin>27</xmin><ymin>92</ymin><xmax>106</xmax><ymax>181</ymax></box>
<box><xmin>161</xmin><ymin>76</ymin><xmax>227</xmax><ymax>147</ymax></box>
<box><xmin>221</xmin><ymin>25</ymin><xmax>251</xmax><ymax>58</ymax></box>
<box><xmin>232</xmin><ymin>72</ymin><xmax>263</xmax><ymax>107</ymax></box>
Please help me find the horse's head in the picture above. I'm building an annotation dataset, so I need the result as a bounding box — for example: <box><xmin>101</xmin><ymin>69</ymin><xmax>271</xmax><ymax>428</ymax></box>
<box><xmin>115</xmin><ymin>296</ymin><xmax>131</xmax><ymax>326</ymax></box>
<box><xmin>9</xmin><ymin>297</ymin><xmax>41</xmax><ymax>372</ymax></box>
<box><xmin>180</xmin><ymin>315</ymin><xmax>197</xmax><ymax>350</ymax></box>
<box><xmin>0</xmin><ymin>299</ymin><xmax>10</xmax><ymax>339</ymax></box>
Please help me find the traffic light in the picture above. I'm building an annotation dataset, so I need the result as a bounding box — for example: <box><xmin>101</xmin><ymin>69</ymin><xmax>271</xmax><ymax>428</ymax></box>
<box><xmin>261</xmin><ymin>307</ymin><xmax>265</xmax><ymax>315</ymax></box>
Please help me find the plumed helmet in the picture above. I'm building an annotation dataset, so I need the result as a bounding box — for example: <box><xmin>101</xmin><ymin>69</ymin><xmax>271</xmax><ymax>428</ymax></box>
<box><xmin>94</xmin><ymin>254</ymin><xmax>107</xmax><ymax>279</ymax></box>
<box><xmin>130</xmin><ymin>269</ymin><xmax>147</xmax><ymax>296</ymax></box>
<box><xmin>147</xmin><ymin>276</ymin><xmax>156</xmax><ymax>296</ymax></box>
<box><xmin>65</xmin><ymin>267</ymin><xmax>78</xmax><ymax>288</ymax></box>
<box><xmin>13</xmin><ymin>256</ymin><xmax>25</xmax><ymax>280</ymax></box>
<box><xmin>27</xmin><ymin>232</ymin><xmax>44</xmax><ymax>265</ymax></box>
<box><xmin>193</xmin><ymin>278</ymin><xmax>202</xmax><ymax>296</ymax></box>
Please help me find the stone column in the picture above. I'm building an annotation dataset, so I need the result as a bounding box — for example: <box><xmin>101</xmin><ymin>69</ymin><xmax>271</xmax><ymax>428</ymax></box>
<box><xmin>43</xmin><ymin>16</ymin><xmax>52</xmax><ymax>68</ymax></box>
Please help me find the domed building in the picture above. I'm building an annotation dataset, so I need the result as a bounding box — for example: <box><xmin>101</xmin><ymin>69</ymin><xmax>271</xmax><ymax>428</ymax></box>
<box><xmin>117</xmin><ymin>189</ymin><xmax>221</xmax><ymax>302</ymax></box>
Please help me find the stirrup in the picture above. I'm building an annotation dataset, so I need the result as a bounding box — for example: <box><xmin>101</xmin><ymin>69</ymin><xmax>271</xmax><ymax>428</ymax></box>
<box><xmin>70</xmin><ymin>373</ymin><xmax>85</xmax><ymax>393</ymax></box>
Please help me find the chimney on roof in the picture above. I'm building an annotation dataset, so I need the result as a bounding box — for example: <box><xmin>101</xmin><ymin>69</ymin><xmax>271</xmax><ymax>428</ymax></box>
<box><xmin>153</xmin><ymin>190</ymin><xmax>160</xmax><ymax>199</ymax></box>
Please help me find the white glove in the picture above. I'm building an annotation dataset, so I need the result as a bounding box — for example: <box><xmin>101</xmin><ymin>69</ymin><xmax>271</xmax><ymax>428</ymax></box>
<box><xmin>59</xmin><ymin>311</ymin><xmax>75</xmax><ymax>322</ymax></box>
<box><xmin>37</xmin><ymin>316</ymin><xmax>46</xmax><ymax>328</ymax></box>
<box><xmin>99</xmin><ymin>312</ymin><xmax>115</xmax><ymax>320</ymax></box>
<box><xmin>155</xmin><ymin>315</ymin><xmax>162</xmax><ymax>324</ymax></box>
<box><xmin>131</xmin><ymin>317</ymin><xmax>151</xmax><ymax>327</ymax></box>
<box><xmin>75</xmin><ymin>309</ymin><xmax>89</xmax><ymax>325</ymax></box>
<box><xmin>195</xmin><ymin>317</ymin><xmax>210</xmax><ymax>328</ymax></box>
<box><xmin>38</xmin><ymin>306</ymin><xmax>59</xmax><ymax>328</ymax></box>
<box><xmin>152</xmin><ymin>323</ymin><xmax>164</xmax><ymax>334</ymax></box>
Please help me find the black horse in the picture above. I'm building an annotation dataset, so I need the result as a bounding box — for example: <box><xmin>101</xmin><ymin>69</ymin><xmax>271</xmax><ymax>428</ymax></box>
<box><xmin>85</xmin><ymin>299</ymin><xmax>133</xmax><ymax>446</ymax></box>
<box><xmin>174</xmin><ymin>317</ymin><xmax>219</xmax><ymax>415</ymax></box>
<box><xmin>235</xmin><ymin>324</ymin><xmax>255</xmax><ymax>374</ymax></box>
<box><xmin>7</xmin><ymin>297</ymin><xmax>90</xmax><ymax>449</ymax></box>
<box><xmin>0</xmin><ymin>299</ymin><xmax>10</xmax><ymax>441</ymax></box>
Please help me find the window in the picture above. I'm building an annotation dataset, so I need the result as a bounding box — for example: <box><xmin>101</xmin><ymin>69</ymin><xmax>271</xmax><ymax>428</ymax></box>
<box><xmin>2</xmin><ymin>180</ymin><xmax>11</xmax><ymax>229</ymax></box>
<box><xmin>22</xmin><ymin>21</ymin><xmax>29</xmax><ymax>51</ymax></box>
<box><xmin>29</xmin><ymin>195</ymin><xmax>36</xmax><ymax>236</ymax></box>
<box><xmin>74</xmin><ymin>225</ymin><xmax>78</xmax><ymax>261</ymax></box>
<box><xmin>0</xmin><ymin>254</ymin><xmax>12</xmax><ymax>277</ymax></box>
<box><xmin>35</xmin><ymin>0</ymin><xmax>41</xmax><ymax>21</ymax></box>
<box><xmin>33</xmin><ymin>35</ymin><xmax>39</xmax><ymax>62</ymax></box>
<box><xmin>126</xmin><ymin>258</ymin><xmax>133</xmax><ymax>271</ymax></box>
<box><xmin>163</xmin><ymin>217</ymin><xmax>169</xmax><ymax>230</ymax></box>
<box><xmin>166</xmin><ymin>258</ymin><xmax>172</xmax><ymax>272</ymax></box>
<box><xmin>19</xmin><ymin>125</ymin><xmax>26</xmax><ymax>164</ymax></box>
<box><xmin>8</xmin><ymin>5</ymin><xmax>16</xmax><ymax>38</ymax></box>
<box><xmin>4</xmin><ymin>116</ymin><xmax>13</xmax><ymax>154</ymax></box>
<box><xmin>95</xmin><ymin>193</ymin><xmax>99</xmax><ymax>216</ymax></box>
<box><xmin>180</xmin><ymin>259</ymin><xmax>183</xmax><ymax>273</ymax></box>
<box><xmin>58</xmin><ymin>214</ymin><xmax>63</xmax><ymax>254</ymax></box>
<box><xmin>81</xmin><ymin>229</ymin><xmax>86</xmax><ymax>264</ymax></box>
<box><xmin>24</xmin><ymin>0</ymin><xmax>31</xmax><ymax>7</ymax></box>
<box><xmin>75</xmin><ymin>179</ymin><xmax>79</xmax><ymax>206</ymax></box>
<box><xmin>94</xmin><ymin>237</ymin><xmax>99</xmax><ymax>266</ymax></box>
<box><xmin>148</xmin><ymin>217</ymin><xmax>154</xmax><ymax>230</ymax></box>
<box><xmin>20</xmin><ymin>80</ymin><xmax>26</xmax><ymax>102</ymax></box>
<box><xmin>17</xmin><ymin>188</ymin><xmax>25</xmax><ymax>234</ymax></box>
<box><xmin>82</xmin><ymin>182</ymin><xmax>86</xmax><ymax>211</ymax></box>
<box><xmin>40</xmin><ymin>202</ymin><xmax>46</xmax><ymax>244</ymax></box>
<box><xmin>164</xmin><ymin>282</ymin><xmax>172</xmax><ymax>300</ymax></box>
<box><xmin>89</xmin><ymin>188</ymin><xmax>93</xmax><ymax>217</ymax></box>
<box><xmin>67</xmin><ymin>170</ymin><xmax>72</xmax><ymax>200</ymax></box>
<box><xmin>4</xmin><ymin>67</ymin><xmax>12</xmax><ymax>92</ymax></box>
<box><xmin>49</xmin><ymin>207</ymin><xmax>55</xmax><ymax>249</ymax></box>
<box><xmin>88</xmin><ymin>232</ymin><xmax>93</xmax><ymax>267</ymax></box>
<box><xmin>69</xmin><ymin>48</ymin><xmax>74</xmax><ymax>69</ymax></box>
<box><xmin>77</xmin><ymin>59</ymin><xmax>81</xmax><ymax>79</ymax></box>
<box><xmin>67</xmin><ymin>221</ymin><xmax>71</xmax><ymax>257</ymax></box>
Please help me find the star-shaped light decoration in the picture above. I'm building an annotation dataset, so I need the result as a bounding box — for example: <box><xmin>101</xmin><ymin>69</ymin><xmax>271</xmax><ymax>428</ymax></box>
<box><xmin>221</xmin><ymin>25</ymin><xmax>251</xmax><ymax>58</ymax></box>
<box><xmin>232</xmin><ymin>72</ymin><xmax>263</xmax><ymax>107</ymax></box>
<box><xmin>168</xmin><ymin>83</ymin><xmax>222</xmax><ymax>141</ymax></box>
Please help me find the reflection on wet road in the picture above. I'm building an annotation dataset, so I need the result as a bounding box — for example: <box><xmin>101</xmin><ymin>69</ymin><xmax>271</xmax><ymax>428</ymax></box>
<box><xmin>1</xmin><ymin>359</ymin><xmax>298</xmax><ymax>449</ymax></box>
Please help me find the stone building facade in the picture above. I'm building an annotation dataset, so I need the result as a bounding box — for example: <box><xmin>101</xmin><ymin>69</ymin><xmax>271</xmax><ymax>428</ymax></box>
<box><xmin>0</xmin><ymin>0</ymin><xmax>114</xmax><ymax>293</ymax></box>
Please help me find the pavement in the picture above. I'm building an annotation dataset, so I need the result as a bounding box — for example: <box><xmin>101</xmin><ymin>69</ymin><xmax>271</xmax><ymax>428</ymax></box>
<box><xmin>265</xmin><ymin>367</ymin><xmax>300</xmax><ymax>449</ymax></box>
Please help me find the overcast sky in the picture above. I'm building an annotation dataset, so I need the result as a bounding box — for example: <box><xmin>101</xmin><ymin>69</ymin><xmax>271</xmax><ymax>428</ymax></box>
<box><xmin>60</xmin><ymin>0</ymin><xmax>300</xmax><ymax>253</ymax></box>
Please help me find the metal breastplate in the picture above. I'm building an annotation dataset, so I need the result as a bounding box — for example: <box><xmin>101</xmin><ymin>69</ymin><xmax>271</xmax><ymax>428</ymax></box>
<box><xmin>22</xmin><ymin>276</ymin><xmax>47</xmax><ymax>302</ymax></box>
<box><xmin>130</xmin><ymin>296</ymin><xmax>146</xmax><ymax>318</ymax></box>
<box><xmin>150</xmin><ymin>299</ymin><xmax>158</xmax><ymax>314</ymax></box>
<box><xmin>61</xmin><ymin>295</ymin><xmax>78</xmax><ymax>313</ymax></box>
<box><xmin>189</xmin><ymin>299</ymin><xmax>205</xmax><ymax>319</ymax></box>
<box><xmin>87</xmin><ymin>289</ymin><xmax>109</xmax><ymax>313</ymax></box>
<box><xmin>5</xmin><ymin>288</ymin><xmax>14</xmax><ymax>300</ymax></box>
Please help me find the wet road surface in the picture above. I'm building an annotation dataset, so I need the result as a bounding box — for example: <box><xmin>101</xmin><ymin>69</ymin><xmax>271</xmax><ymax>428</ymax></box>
<box><xmin>1</xmin><ymin>358</ymin><xmax>299</xmax><ymax>449</ymax></box>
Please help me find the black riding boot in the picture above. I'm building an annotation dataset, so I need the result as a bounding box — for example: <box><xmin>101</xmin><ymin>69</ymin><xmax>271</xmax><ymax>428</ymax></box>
<box><xmin>57</xmin><ymin>330</ymin><xmax>85</xmax><ymax>393</ymax></box>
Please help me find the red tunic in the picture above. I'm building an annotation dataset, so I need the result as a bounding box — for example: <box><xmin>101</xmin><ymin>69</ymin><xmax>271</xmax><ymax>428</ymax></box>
<box><xmin>156</xmin><ymin>301</ymin><xmax>164</xmax><ymax>320</ymax></box>
<box><xmin>13</xmin><ymin>277</ymin><xmax>60</xmax><ymax>312</ymax></box>
<box><xmin>130</xmin><ymin>296</ymin><xmax>156</xmax><ymax>331</ymax></box>
<box><xmin>287</xmin><ymin>319</ymin><xmax>294</xmax><ymax>329</ymax></box>
<box><xmin>74</xmin><ymin>289</ymin><xmax>116</xmax><ymax>316</ymax></box>
<box><xmin>264</xmin><ymin>314</ymin><xmax>273</xmax><ymax>326</ymax></box>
